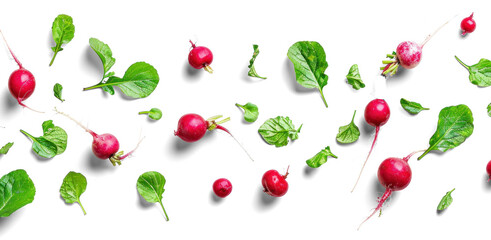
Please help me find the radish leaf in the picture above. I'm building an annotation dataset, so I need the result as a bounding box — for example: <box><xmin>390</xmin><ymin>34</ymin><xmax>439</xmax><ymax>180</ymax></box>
<box><xmin>0</xmin><ymin>169</ymin><xmax>36</xmax><ymax>217</ymax></box>
<box><xmin>437</xmin><ymin>188</ymin><xmax>455</xmax><ymax>211</ymax></box>
<box><xmin>236</xmin><ymin>102</ymin><xmax>259</xmax><ymax>123</ymax></box>
<box><xmin>53</xmin><ymin>83</ymin><xmax>64</xmax><ymax>102</ymax></box>
<box><xmin>0</xmin><ymin>142</ymin><xmax>13</xmax><ymax>155</ymax></box>
<box><xmin>20</xmin><ymin>120</ymin><xmax>67</xmax><ymax>158</ymax></box>
<box><xmin>248</xmin><ymin>44</ymin><xmax>266</xmax><ymax>79</ymax></box>
<box><xmin>346</xmin><ymin>64</ymin><xmax>365</xmax><ymax>90</ymax></box>
<box><xmin>258</xmin><ymin>116</ymin><xmax>302</xmax><ymax>147</ymax></box>
<box><xmin>336</xmin><ymin>110</ymin><xmax>360</xmax><ymax>144</ymax></box>
<box><xmin>137</xmin><ymin>171</ymin><xmax>169</xmax><ymax>221</ymax></box>
<box><xmin>60</xmin><ymin>171</ymin><xmax>87</xmax><ymax>215</ymax></box>
<box><xmin>139</xmin><ymin>108</ymin><xmax>162</xmax><ymax>120</ymax></box>
<box><xmin>50</xmin><ymin>14</ymin><xmax>75</xmax><ymax>66</ymax></box>
<box><xmin>306</xmin><ymin>146</ymin><xmax>338</xmax><ymax>168</ymax></box>
<box><xmin>455</xmin><ymin>56</ymin><xmax>491</xmax><ymax>87</ymax></box>
<box><xmin>400</xmin><ymin>98</ymin><xmax>429</xmax><ymax>114</ymax></box>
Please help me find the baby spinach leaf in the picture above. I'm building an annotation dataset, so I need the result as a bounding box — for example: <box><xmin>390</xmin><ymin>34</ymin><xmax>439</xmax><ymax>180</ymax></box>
<box><xmin>0</xmin><ymin>142</ymin><xmax>13</xmax><ymax>155</ymax></box>
<box><xmin>20</xmin><ymin>120</ymin><xmax>67</xmax><ymax>158</ymax></box>
<box><xmin>346</xmin><ymin>64</ymin><xmax>365</xmax><ymax>90</ymax></box>
<box><xmin>60</xmin><ymin>171</ymin><xmax>87</xmax><ymax>215</ymax></box>
<box><xmin>437</xmin><ymin>188</ymin><xmax>455</xmax><ymax>211</ymax></box>
<box><xmin>418</xmin><ymin>105</ymin><xmax>474</xmax><ymax>160</ymax></box>
<box><xmin>248</xmin><ymin>44</ymin><xmax>266</xmax><ymax>79</ymax></box>
<box><xmin>258</xmin><ymin>116</ymin><xmax>302</xmax><ymax>147</ymax></box>
<box><xmin>287</xmin><ymin>41</ymin><xmax>329</xmax><ymax>108</ymax></box>
<box><xmin>0</xmin><ymin>169</ymin><xmax>36</xmax><ymax>217</ymax></box>
<box><xmin>50</xmin><ymin>14</ymin><xmax>75</xmax><ymax>66</ymax></box>
<box><xmin>455</xmin><ymin>56</ymin><xmax>491</xmax><ymax>87</ymax></box>
<box><xmin>139</xmin><ymin>108</ymin><xmax>162</xmax><ymax>120</ymax></box>
<box><xmin>236</xmin><ymin>102</ymin><xmax>259</xmax><ymax>123</ymax></box>
<box><xmin>336</xmin><ymin>110</ymin><xmax>360</xmax><ymax>144</ymax></box>
<box><xmin>137</xmin><ymin>171</ymin><xmax>169</xmax><ymax>221</ymax></box>
<box><xmin>306</xmin><ymin>146</ymin><xmax>338</xmax><ymax>168</ymax></box>
<box><xmin>400</xmin><ymin>98</ymin><xmax>429</xmax><ymax>114</ymax></box>
<box><xmin>53</xmin><ymin>83</ymin><xmax>64</xmax><ymax>102</ymax></box>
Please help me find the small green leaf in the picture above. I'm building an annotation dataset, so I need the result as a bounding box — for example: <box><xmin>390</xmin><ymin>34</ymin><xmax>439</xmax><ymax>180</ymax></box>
<box><xmin>139</xmin><ymin>108</ymin><xmax>162</xmax><ymax>120</ymax></box>
<box><xmin>20</xmin><ymin>120</ymin><xmax>67</xmax><ymax>158</ymax></box>
<box><xmin>50</xmin><ymin>14</ymin><xmax>75</xmax><ymax>66</ymax></box>
<box><xmin>137</xmin><ymin>171</ymin><xmax>169</xmax><ymax>221</ymax></box>
<box><xmin>20</xmin><ymin>130</ymin><xmax>58</xmax><ymax>158</ymax></box>
<box><xmin>53</xmin><ymin>83</ymin><xmax>65</xmax><ymax>102</ymax></box>
<box><xmin>418</xmin><ymin>105</ymin><xmax>474</xmax><ymax>160</ymax></box>
<box><xmin>89</xmin><ymin>38</ymin><xmax>115</xmax><ymax>76</ymax></box>
<box><xmin>236</xmin><ymin>102</ymin><xmax>259</xmax><ymax>123</ymax></box>
<box><xmin>0</xmin><ymin>169</ymin><xmax>36</xmax><ymax>217</ymax></box>
<box><xmin>287</xmin><ymin>41</ymin><xmax>329</xmax><ymax>108</ymax></box>
<box><xmin>437</xmin><ymin>188</ymin><xmax>455</xmax><ymax>211</ymax></box>
<box><xmin>0</xmin><ymin>142</ymin><xmax>13</xmax><ymax>155</ymax></box>
<box><xmin>487</xmin><ymin>103</ymin><xmax>491</xmax><ymax>117</ymax></box>
<box><xmin>336</xmin><ymin>110</ymin><xmax>360</xmax><ymax>144</ymax></box>
<box><xmin>248</xmin><ymin>44</ymin><xmax>266</xmax><ymax>79</ymax></box>
<box><xmin>346</xmin><ymin>64</ymin><xmax>365</xmax><ymax>90</ymax></box>
<box><xmin>455</xmin><ymin>56</ymin><xmax>491</xmax><ymax>87</ymax></box>
<box><xmin>400</xmin><ymin>98</ymin><xmax>429</xmax><ymax>114</ymax></box>
<box><xmin>60</xmin><ymin>171</ymin><xmax>87</xmax><ymax>215</ymax></box>
<box><xmin>258</xmin><ymin>116</ymin><xmax>302</xmax><ymax>147</ymax></box>
<box><xmin>306</xmin><ymin>146</ymin><xmax>338</xmax><ymax>168</ymax></box>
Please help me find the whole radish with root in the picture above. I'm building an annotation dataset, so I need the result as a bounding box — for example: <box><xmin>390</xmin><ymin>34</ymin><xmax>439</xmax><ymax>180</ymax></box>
<box><xmin>0</xmin><ymin>30</ymin><xmax>41</xmax><ymax>112</ymax></box>
<box><xmin>262</xmin><ymin>166</ymin><xmax>290</xmax><ymax>197</ymax></box>
<box><xmin>188</xmin><ymin>40</ymin><xmax>213</xmax><ymax>73</ymax></box>
<box><xmin>174</xmin><ymin>113</ymin><xmax>253</xmax><ymax>161</ymax></box>
<box><xmin>351</xmin><ymin>99</ymin><xmax>390</xmax><ymax>192</ymax></box>
<box><xmin>54</xmin><ymin>108</ymin><xmax>142</xmax><ymax>166</ymax></box>
<box><xmin>381</xmin><ymin>18</ymin><xmax>453</xmax><ymax>77</ymax></box>
<box><xmin>461</xmin><ymin>13</ymin><xmax>476</xmax><ymax>36</ymax></box>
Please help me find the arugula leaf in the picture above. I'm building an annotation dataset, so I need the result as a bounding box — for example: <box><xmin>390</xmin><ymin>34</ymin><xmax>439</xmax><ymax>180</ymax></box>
<box><xmin>53</xmin><ymin>83</ymin><xmax>64</xmax><ymax>102</ymax></box>
<box><xmin>50</xmin><ymin>14</ymin><xmax>75</xmax><ymax>66</ymax></box>
<box><xmin>306</xmin><ymin>146</ymin><xmax>338</xmax><ymax>168</ymax></box>
<box><xmin>137</xmin><ymin>171</ymin><xmax>169</xmax><ymax>221</ymax></box>
<box><xmin>60</xmin><ymin>171</ymin><xmax>87</xmax><ymax>215</ymax></box>
<box><xmin>248</xmin><ymin>44</ymin><xmax>266</xmax><ymax>79</ymax></box>
<box><xmin>84</xmin><ymin>62</ymin><xmax>159</xmax><ymax>98</ymax></box>
<box><xmin>287</xmin><ymin>41</ymin><xmax>329</xmax><ymax>108</ymax></box>
<box><xmin>89</xmin><ymin>38</ymin><xmax>115</xmax><ymax>77</ymax></box>
<box><xmin>0</xmin><ymin>169</ymin><xmax>36</xmax><ymax>217</ymax></box>
<box><xmin>400</xmin><ymin>98</ymin><xmax>429</xmax><ymax>114</ymax></box>
<box><xmin>418</xmin><ymin>105</ymin><xmax>474</xmax><ymax>160</ymax></box>
<box><xmin>236</xmin><ymin>102</ymin><xmax>259</xmax><ymax>123</ymax></box>
<box><xmin>336</xmin><ymin>110</ymin><xmax>360</xmax><ymax>144</ymax></box>
<box><xmin>139</xmin><ymin>108</ymin><xmax>162</xmax><ymax>120</ymax></box>
<box><xmin>0</xmin><ymin>142</ymin><xmax>13</xmax><ymax>155</ymax></box>
<box><xmin>437</xmin><ymin>188</ymin><xmax>455</xmax><ymax>211</ymax></box>
<box><xmin>258</xmin><ymin>116</ymin><xmax>302</xmax><ymax>147</ymax></box>
<box><xmin>20</xmin><ymin>120</ymin><xmax>67</xmax><ymax>158</ymax></box>
<box><xmin>455</xmin><ymin>56</ymin><xmax>491</xmax><ymax>87</ymax></box>
<box><xmin>346</xmin><ymin>64</ymin><xmax>365</xmax><ymax>90</ymax></box>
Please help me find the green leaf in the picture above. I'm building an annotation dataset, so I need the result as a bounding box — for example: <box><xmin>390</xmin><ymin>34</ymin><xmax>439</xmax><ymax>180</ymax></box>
<box><xmin>437</xmin><ymin>188</ymin><xmax>455</xmax><ymax>211</ymax></box>
<box><xmin>0</xmin><ymin>169</ymin><xmax>36</xmax><ymax>217</ymax></box>
<box><xmin>50</xmin><ymin>14</ymin><xmax>75</xmax><ymax>66</ymax></box>
<box><xmin>60</xmin><ymin>171</ymin><xmax>87</xmax><ymax>215</ymax></box>
<box><xmin>139</xmin><ymin>108</ymin><xmax>162</xmax><ymax>120</ymax></box>
<box><xmin>258</xmin><ymin>116</ymin><xmax>302</xmax><ymax>147</ymax></box>
<box><xmin>346</xmin><ymin>64</ymin><xmax>365</xmax><ymax>90</ymax></box>
<box><xmin>137</xmin><ymin>171</ymin><xmax>169</xmax><ymax>221</ymax></box>
<box><xmin>247</xmin><ymin>44</ymin><xmax>266</xmax><ymax>79</ymax></box>
<box><xmin>89</xmin><ymin>38</ymin><xmax>115</xmax><ymax>76</ymax></box>
<box><xmin>455</xmin><ymin>56</ymin><xmax>491</xmax><ymax>87</ymax></box>
<box><xmin>418</xmin><ymin>105</ymin><xmax>474</xmax><ymax>160</ymax></box>
<box><xmin>336</xmin><ymin>110</ymin><xmax>360</xmax><ymax>144</ymax></box>
<box><xmin>53</xmin><ymin>83</ymin><xmax>65</xmax><ymax>102</ymax></box>
<box><xmin>236</xmin><ymin>102</ymin><xmax>259</xmax><ymax>123</ymax></box>
<box><xmin>20</xmin><ymin>120</ymin><xmax>67</xmax><ymax>158</ymax></box>
<box><xmin>487</xmin><ymin>103</ymin><xmax>491</xmax><ymax>117</ymax></box>
<box><xmin>287</xmin><ymin>41</ymin><xmax>329</xmax><ymax>108</ymax></box>
<box><xmin>20</xmin><ymin>130</ymin><xmax>58</xmax><ymax>158</ymax></box>
<box><xmin>400</xmin><ymin>98</ymin><xmax>429</xmax><ymax>114</ymax></box>
<box><xmin>306</xmin><ymin>146</ymin><xmax>338</xmax><ymax>168</ymax></box>
<box><xmin>0</xmin><ymin>142</ymin><xmax>13</xmax><ymax>155</ymax></box>
<box><xmin>84</xmin><ymin>62</ymin><xmax>159</xmax><ymax>98</ymax></box>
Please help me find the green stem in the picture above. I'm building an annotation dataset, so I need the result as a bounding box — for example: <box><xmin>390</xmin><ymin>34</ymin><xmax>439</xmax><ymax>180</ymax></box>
<box><xmin>78</xmin><ymin>200</ymin><xmax>87</xmax><ymax>215</ymax></box>
<box><xmin>351</xmin><ymin>110</ymin><xmax>357</xmax><ymax>123</ymax></box>
<box><xmin>417</xmin><ymin>148</ymin><xmax>431</xmax><ymax>160</ymax></box>
<box><xmin>158</xmin><ymin>200</ymin><xmax>169</xmax><ymax>221</ymax></box>
<box><xmin>319</xmin><ymin>89</ymin><xmax>328</xmax><ymax>108</ymax></box>
<box><xmin>20</xmin><ymin>130</ymin><xmax>34</xmax><ymax>139</ymax></box>
<box><xmin>49</xmin><ymin>49</ymin><xmax>59</xmax><ymax>66</ymax></box>
<box><xmin>454</xmin><ymin>56</ymin><xmax>470</xmax><ymax>70</ymax></box>
<box><xmin>382</xmin><ymin>60</ymin><xmax>395</xmax><ymax>64</ymax></box>
<box><xmin>139</xmin><ymin>111</ymin><xmax>150</xmax><ymax>115</ymax></box>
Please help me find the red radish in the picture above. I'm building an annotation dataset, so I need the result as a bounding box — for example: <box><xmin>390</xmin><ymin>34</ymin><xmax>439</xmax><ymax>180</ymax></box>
<box><xmin>461</xmin><ymin>13</ymin><xmax>476</xmax><ymax>36</ymax></box>
<box><xmin>188</xmin><ymin>40</ymin><xmax>213</xmax><ymax>73</ymax></box>
<box><xmin>54</xmin><ymin>108</ymin><xmax>141</xmax><ymax>166</ymax></box>
<box><xmin>262</xmin><ymin>166</ymin><xmax>289</xmax><ymax>197</ymax></box>
<box><xmin>351</xmin><ymin>99</ymin><xmax>390</xmax><ymax>192</ymax></box>
<box><xmin>174</xmin><ymin>113</ymin><xmax>253</xmax><ymax>161</ymax></box>
<box><xmin>358</xmin><ymin>151</ymin><xmax>419</xmax><ymax>230</ymax></box>
<box><xmin>0</xmin><ymin>30</ymin><xmax>41</xmax><ymax>112</ymax></box>
<box><xmin>213</xmin><ymin>178</ymin><xmax>232</xmax><ymax>198</ymax></box>
<box><xmin>380</xmin><ymin>18</ymin><xmax>452</xmax><ymax>77</ymax></box>
<box><xmin>486</xmin><ymin>160</ymin><xmax>491</xmax><ymax>181</ymax></box>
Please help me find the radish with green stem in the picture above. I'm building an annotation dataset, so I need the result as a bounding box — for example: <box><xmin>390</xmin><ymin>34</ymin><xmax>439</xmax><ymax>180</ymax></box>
<box><xmin>188</xmin><ymin>40</ymin><xmax>213</xmax><ymax>73</ymax></box>
<box><xmin>54</xmin><ymin>108</ymin><xmax>141</xmax><ymax>166</ymax></box>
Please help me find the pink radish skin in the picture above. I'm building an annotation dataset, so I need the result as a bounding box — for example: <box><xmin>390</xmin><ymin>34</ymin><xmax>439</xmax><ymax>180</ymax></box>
<box><xmin>262</xmin><ymin>167</ymin><xmax>289</xmax><ymax>197</ymax></box>
<box><xmin>351</xmin><ymin>99</ymin><xmax>390</xmax><ymax>192</ymax></box>
<box><xmin>213</xmin><ymin>178</ymin><xmax>233</xmax><ymax>198</ymax></box>
<box><xmin>188</xmin><ymin>40</ymin><xmax>213</xmax><ymax>73</ymax></box>
<box><xmin>461</xmin><ymin>13</ymin><xmax>476</xmax><ymax>36</ymax></box>
<box><xmin>486</xmin><ymin>160</ymin><xmax>491</xmax><ymax>181</ymax></box>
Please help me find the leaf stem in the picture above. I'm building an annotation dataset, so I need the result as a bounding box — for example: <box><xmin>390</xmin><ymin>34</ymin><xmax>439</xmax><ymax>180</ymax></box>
<box><xmin>138</xmin><ymin>111</ymin><xmax>150</xmax><ymax>115</ymax></box>
<box><xmin>78</xmin><ymin>200</ymin><xmax>87</xmax><ymax>215</ymax></box>
<box><xmin>454</xmin><ymin>56</ymin><xmax>469</xmax><ymax>70</ymax></box>
<box><xmin>417</xmin><ymin>148</ymin><xmax>432</xmax><ymax>160</ymax></box>
<box><xmin>49</xmin><ymin>46</ymin><xmax>59</xmax><ymax>66</ymax></box>
<box><xmin>20</xmin><ymin>129</ymin><xmax>34</xmax><ymax>139</ymax></box>
<box><xmin>319</xmin><ymin>89</ymin><xmax>328</xmax><ymax>108</ymax></box>
<box><xmin>158</xmin><ymin>200</ymin><xmax>169</xmax><ymax>221</ymax></box>
<box><xmin>351</xmin><ymin>110</ymin><xmax>357</xmax><ymax>123</ymax></box>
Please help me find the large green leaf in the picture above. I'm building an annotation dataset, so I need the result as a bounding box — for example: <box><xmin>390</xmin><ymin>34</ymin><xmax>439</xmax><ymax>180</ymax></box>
<box><xmin>306</xmin><ymin>146</ymin><xmax>338</xmax><ymax>168</ymax></box>
<box><xmin>258</xmin><ymin>116</ymin><xmax>302</xmax><ymax>147</ymax></box>
<box><xmin>455</xmin><ymin>56</ymin><xmax>491</xmax><ymax>87</ymax></box>
<box><xmin>287</xmin><ymin>41</ymin><xmax>329</xmax><ymax>107</ymax></box>
<box><xmin>50</xmin><ymin>14</ymin><xmax>75</xmax><ymax>66</ymax></box>
<box><xmin>60</xmin><ymin>171</ymin><xmax>87</xmax><ymax>215</ymax></box>
<box><xmin>20</xmin><ymin>130</ymin><xmax>58</xmax><ymax>158</ymax></box>
<box><xmin>418</xmin><ymin>105</ymin><xmax>474</xmax><ymax>160</ymax></box>
<box><xmin>137</xmin><ymin>171</ymin><xmax>169</xmax><ymax>221</ymax></box>
<box><xmin>0</xmin><ymin>169</ymin><xmax>36</xmax><ymax>217</ymax></box>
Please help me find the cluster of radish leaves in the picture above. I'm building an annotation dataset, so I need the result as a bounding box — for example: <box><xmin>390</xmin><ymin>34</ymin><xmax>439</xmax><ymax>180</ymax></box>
<box><xmin>20</xmin><ymin>120</ymin><xmax>67</xmax><ymax>159</ymax></box>
<box><xmin>83</xmin><ymin>38</ymin><xmax>159</xmax><ymax>98</ymax></box>
<box><xmin>0</xmin><ymin>169</ymin><xmax>36</xmax><ymax>217</ymax></box>
<box><xmin>50</xmin><ymin>14</ymin><xmax>75</xmax><ymax>66</ymax></box>
<box><xmin>60</xmin><ymin>171</ymin><xmax>87</xmax><ymax>215</ymax></box>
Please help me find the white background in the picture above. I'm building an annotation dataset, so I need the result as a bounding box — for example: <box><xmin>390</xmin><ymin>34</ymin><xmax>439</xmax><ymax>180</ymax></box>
<box><xmin>0</xmin><ymin>0</ymin><xmax>489</xmax><ymax>239</ymax></box>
